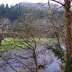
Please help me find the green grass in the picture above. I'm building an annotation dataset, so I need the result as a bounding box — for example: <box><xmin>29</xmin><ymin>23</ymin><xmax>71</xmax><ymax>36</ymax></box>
<box><xmin>34</xmin><ymin>38</ymin><xmax>57</xmax><ymax>44</ymax></box>
<box><xmin>0</xmin><ymin>37</ymin><xmax>57</xmax><ymax>51</ymax></box>
<box><xmin>0</xmin><ymin>38</ymin><xmax>27</xmax><ymax>51</ymax></box>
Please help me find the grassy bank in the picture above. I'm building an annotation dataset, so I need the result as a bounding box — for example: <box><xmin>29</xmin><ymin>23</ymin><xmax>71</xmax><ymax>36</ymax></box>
<box><xmin>0</xmin><ymin>37</ymin><xmax>57</xmax><ymax>51</ymax></box>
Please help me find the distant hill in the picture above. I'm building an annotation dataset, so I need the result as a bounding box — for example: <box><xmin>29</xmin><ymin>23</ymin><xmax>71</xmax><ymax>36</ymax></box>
<box><xmin>0</xmin><ymin>2</ymin><xmax>62</xmax><ymax>21</ymax></box>
<box><xmin>0</xmin><ymin>2</ymin><xmax>65</xmax><ymax>38</ymax></box>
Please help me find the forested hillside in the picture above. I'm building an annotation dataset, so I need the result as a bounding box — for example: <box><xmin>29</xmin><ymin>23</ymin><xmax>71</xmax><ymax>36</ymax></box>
<box><xmin>0</xmin><ymin>2</ymin><xmax>64</xmax><ymax>38</ymax></box>
<box><xmin>0</xmin><ymin>2</ymin><xmax>62</xmax><ymax>21</ymax></box>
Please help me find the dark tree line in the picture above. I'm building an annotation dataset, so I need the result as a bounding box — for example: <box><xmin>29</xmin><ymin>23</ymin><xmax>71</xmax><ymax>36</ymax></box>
<box><xmin>0</xmin><ymin>3</ymin><xmax>47</xmax><ymax>21</ymax></box>
<box><xmin>0</xmin><ymin>4</ymin><xmax>20</xmax><ymax>21</ymax></box>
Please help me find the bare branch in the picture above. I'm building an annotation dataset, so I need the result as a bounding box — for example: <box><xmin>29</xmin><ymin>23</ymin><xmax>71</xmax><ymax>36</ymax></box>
<box><xmin>51</xmin><ymin>0</ymin><xmax>64</xmax><ymax>6</ymax></box>
<box><xmin>0</xmin><ymin>55</ymin><xmax>18</xmax><ymax>72</ymax></box>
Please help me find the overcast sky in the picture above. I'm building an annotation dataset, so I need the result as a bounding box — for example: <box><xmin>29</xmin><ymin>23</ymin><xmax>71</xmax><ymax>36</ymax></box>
<box><xmin>0</xmin><ymin>0</ymin><xmax>48</xmax><ymax>6</ymax></box>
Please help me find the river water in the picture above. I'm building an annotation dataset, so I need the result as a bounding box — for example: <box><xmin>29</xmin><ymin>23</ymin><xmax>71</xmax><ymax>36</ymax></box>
<box><xmin>0</xmin><ymin>45</ymin><xmax>61</xmax><ymax>72</ymax></box>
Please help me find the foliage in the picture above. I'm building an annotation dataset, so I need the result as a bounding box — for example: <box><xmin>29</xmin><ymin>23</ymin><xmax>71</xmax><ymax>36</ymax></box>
<box><xmin>0</xmin><ymin>3</ymin><xmax>47</xmax><ymax>21</ymax></box>
<box><xmin>0</xmin><ymin>4</ymin><xmax>5</xmax><ymax>18</ymax></box>
<box><xmin>46</xmin><ymin>43</ymin><xmax>64</xmax><ymax>62</ymax></box>
<box><xmin>65</xmin><ymin>58</ymin><xmax>72</xmax><ymax>72</ymax></box>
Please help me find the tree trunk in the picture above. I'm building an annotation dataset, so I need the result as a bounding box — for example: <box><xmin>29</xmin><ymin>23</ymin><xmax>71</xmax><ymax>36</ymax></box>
<box><xmin>64</xmin><ymin>0</ymin><xmax>72</xmax><ymax>72</ymax></box>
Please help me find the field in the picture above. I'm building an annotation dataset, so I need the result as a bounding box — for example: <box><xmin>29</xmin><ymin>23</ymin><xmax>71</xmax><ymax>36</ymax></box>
<box><xmin>0</xmin><ymin>37</ymin><xmax>57</xmax><ymax>51</ymax></box>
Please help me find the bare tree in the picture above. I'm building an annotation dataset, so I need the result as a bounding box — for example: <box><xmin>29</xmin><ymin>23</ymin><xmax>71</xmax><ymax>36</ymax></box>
<box><xmin>51</xmin><ymin>0</ymin><xmax>72</xmax><ymax>71</ymax></box>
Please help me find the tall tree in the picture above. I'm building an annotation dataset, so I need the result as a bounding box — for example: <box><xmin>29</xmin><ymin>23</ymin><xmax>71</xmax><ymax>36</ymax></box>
<box><xmin>51</xmin><ymin>0</ymin><xmax>72</xmax><ymax>71</ymax></box>
<box><xmin>64</xmin><ymin>0</ymin><xmax>72</xmax><ymax>72</ymax></box>
<box><xmin>4</xmin><ymin>4</ymin><xmax>9</xmax><ymax>18</ymax></box>
<box><xmin>0</xmin><ymin>4</ymin><xmax>5</xmax><ymax>18</ymax></box>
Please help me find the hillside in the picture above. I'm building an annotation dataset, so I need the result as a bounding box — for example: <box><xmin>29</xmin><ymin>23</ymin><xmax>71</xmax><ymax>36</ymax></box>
<box><xmin>0</xmin><ymin>2</ymin><xmax>64</xmax><ymax>38</ymax></box>
<box><xmin>0</xmin><ymin>2</ymin><xmax>61</xmax><ymax>21</ymax></box>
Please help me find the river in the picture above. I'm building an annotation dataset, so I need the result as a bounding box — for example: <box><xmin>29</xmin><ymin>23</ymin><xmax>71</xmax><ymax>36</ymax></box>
<box><xmin>0</xmin><ymin>45</ymin><xmax>61</xmax><ymax>72</ymax></box>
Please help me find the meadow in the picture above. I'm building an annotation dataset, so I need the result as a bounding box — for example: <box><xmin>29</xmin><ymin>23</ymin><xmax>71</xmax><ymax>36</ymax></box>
<box><xmin>0</xmin><ymin>37</ymin><xmax>57</xmax><ymax>51</ymax></box>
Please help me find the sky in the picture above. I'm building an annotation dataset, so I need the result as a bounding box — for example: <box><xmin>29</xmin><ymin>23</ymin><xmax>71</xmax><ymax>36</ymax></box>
<box><xmin>0</xmin><ymin>0</ymin><xmax>48</xmax><ymax>6</ymax></box>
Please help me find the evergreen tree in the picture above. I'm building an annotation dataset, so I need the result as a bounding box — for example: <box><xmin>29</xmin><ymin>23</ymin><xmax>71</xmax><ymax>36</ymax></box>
<box><xmin>4</xmin><ymin>4</ymin><xmax>9</xmax><ymax>18</ymax></box>
<box><xmin>0</xmin><ymin>4</ymin><xmax>5</xmax><ymax>18</ymax></box>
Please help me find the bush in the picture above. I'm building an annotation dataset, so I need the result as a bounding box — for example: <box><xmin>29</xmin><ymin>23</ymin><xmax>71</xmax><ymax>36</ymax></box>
<box><xmin>46</xmin><ymin>43</ymin><xmax>64</xmax><ymax>62</ymax></box>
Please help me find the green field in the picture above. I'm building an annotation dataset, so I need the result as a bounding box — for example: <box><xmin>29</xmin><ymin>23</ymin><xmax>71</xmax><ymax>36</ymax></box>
<box><xmin>0</xmin><ymin>38</ymin><xmax>57</xmax><ymax>51</ymax></box>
